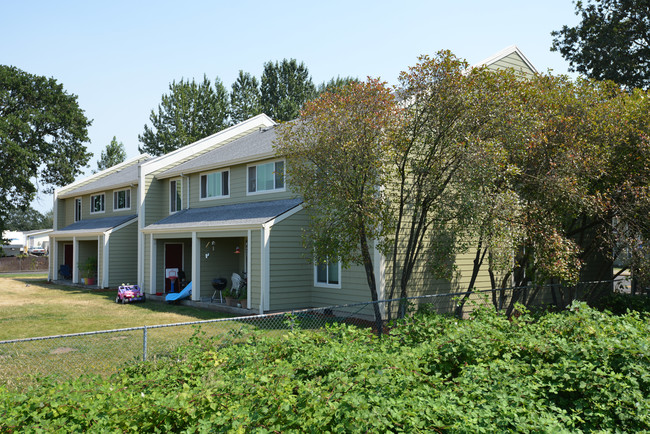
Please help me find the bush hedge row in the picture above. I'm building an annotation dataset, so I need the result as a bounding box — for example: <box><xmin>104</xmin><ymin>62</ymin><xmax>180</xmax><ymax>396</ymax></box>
<box><xmin>1</xmin><ymin>302</ymin><xmax>649</xmax><ymax>432</ymax></box>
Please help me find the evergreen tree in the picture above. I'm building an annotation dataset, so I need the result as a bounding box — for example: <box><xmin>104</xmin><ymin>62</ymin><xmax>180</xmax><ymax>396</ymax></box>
<box><xmin>261</xmin><ymin>59</ymin><xmax>316</xmax><ymax>122</ymax></box>
<box><xmin>95</xmin><ymin>136</ymin><xmax>127</xmax><ymax>173</ymax></box>
<box><xmin>230</xmin><ymin>70</ymin><xmax>261</xmax><ymax>124</ymax></box>
<box><xmin>138</xmin><ymin>76</ymin><xmax>230</xmax><ymax>156</ymax></box>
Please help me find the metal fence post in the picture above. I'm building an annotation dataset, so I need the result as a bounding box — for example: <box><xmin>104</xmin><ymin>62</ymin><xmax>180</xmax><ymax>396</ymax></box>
<box><xmin>143</xmin><ymin>326</ymin><xmax>148</xmax><ymax>361</ymax></box>
<box><xmin>290</xmin><ymin>310</ymin><xmax>294</xmax><ymax>332</ymax></box>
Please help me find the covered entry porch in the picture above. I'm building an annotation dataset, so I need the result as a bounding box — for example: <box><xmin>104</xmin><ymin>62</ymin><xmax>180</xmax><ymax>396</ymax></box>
<box><xmin>49</xmin><ymin>215</ymin><xmax>138</xmax><ymax>288</ymax></box>
<box><xmin>141</xmin><ymin>198</ymin><xmax>302</xmax><ymax>313</ymax></box>
<box><xmin>145</xmin><ymin>231</ymin><xmax>253</xmax><ymax>308</ymax></box>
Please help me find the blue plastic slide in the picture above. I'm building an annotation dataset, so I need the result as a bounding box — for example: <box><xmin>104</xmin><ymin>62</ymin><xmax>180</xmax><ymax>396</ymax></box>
<box><xmin>165</xmin><ymin>281</ymin><xmax>192</xmax><ymax>303</ymax></box>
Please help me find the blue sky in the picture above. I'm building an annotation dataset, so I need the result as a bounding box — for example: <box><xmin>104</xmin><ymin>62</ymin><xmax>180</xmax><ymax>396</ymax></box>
<box><xmin>2</xmin><ymin>0</ymin><xmax>580</xmax><ymax>213</ymax></box>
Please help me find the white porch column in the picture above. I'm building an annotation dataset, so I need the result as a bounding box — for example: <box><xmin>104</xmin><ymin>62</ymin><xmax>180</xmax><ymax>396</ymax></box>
<box><xmin>260</xmin><ymin>224</ymin><xmax>271</xmax><ymax>313</ymax></box>
<box><xmin>149</xmin><ymin>234</ymin><xmax>156</xmax><ymax>294</ymax></box>
<box><xmin>191</xmin><ymin>231</ymin><xmax>199</xmax><ymax>301</ymax></box>
<box><xmin>50</xmin><ymin>239</ymin><xmax>57</xmax><ymax>281</ymax></box>
<box><xmin>102</xmin><ymin>233</ymin><xmax>110</xmax><ymax>288</ymax></box>
<box><xmin>72</xmin><ymin>237</ymin><xmax>79</xmax><ymax>284</ymax></box>
<box><xmin>247</xmin><ymin>229</ymin><xmax>251</xmax><ymax>309</ymax></box>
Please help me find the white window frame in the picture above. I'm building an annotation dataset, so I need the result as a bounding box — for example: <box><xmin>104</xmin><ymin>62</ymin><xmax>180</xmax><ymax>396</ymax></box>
<box><xmin>199</xmin><ymin>169</ymin><xmax>230</xmax><ymax>201</ymax></box>
<box><xmin>246</xmin><ymin>159</ymin><xmax>286</xmax><ymax>195</ymax></box>
<box><xmin>314</xmin><ymin>258</ymin><xmax>342</xmax><ymax>289</ymax></box>
<box><xmin>74</xmin><ymin>197</ymin><xmax>82</xmax><ymax>222</ymax></box>
<box><xmin>113</xmin><ymin>188</ymin><xmax>131</xmax><ymax>211</ymax></box>
<box><xmin>90</xmin><ymin>193</ymin><xmax>105</xmax><ymax>214</ymax></box>
<box><xmin>170</xmin><ymin>178</ymin><xmax>182</xmax><ymax>214</ymax></box>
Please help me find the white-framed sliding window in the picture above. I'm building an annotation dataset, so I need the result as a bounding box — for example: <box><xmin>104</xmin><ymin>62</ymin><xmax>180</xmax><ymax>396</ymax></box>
<box><xmin>314</xmin><ymin>258</ymin><xmax>341</xmax><ymax>289</ymax></box>
<box><xmin>113</xmin><ymin>188</ymin><xmax>131</xmax><ymax>211</ymax></box>
<box><xmin>200</xmin><ymin>169</ymin><xmax>230</xmax><ymax>200</ymax></box>
<box><xmin>90</xmin><ymin>193</ymin><xmax>105</xmax><ymax>214</ymax></box>
<box><xmin>170</xmin><ymin>178</ymin><xmax>182</xmax><ymax>214</ymax></box>
<box><xmin>247</xmin><ymin>160</ymin><xmax>285</xmax><ymax>195</ymax></box>
<box><xmin>74</xmin><ymin>197</ymin><xmax>82</xmax><ymax>222</ymax></box>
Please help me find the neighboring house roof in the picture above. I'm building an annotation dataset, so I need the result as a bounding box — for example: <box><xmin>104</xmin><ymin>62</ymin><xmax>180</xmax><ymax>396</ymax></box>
<box><xmin>471</xmin><ymin>44</ymin><xmax>538</xmax><ymax>76</ymax></box>
<box><xmin>23</xmin><ymin>229</ymin><xmax>53</xmax><ymax>236</ymax></box>
<box><xmin>51</xmin><ymin>214</ymin><xmax>137</xmax><ymax>235</ymax></box>
<box><xmin>143</xmin><ymin>199</ymin><xmax>302</xmax><ymax>232</ymax></box>
<box><xmin>156</xmin><ymin>125</ymin><xmax>277</xmax><ymax>179</ymax></box>
<box><xmin>57</xmin><ymin>154</ymin><xmax>152</xmax><ymax>199</ymax></box>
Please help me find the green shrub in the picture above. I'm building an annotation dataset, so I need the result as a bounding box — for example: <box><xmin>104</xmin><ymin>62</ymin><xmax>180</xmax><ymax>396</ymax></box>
<box><xmin>1</xmin><ymin>303</ymin><xmax>649</xmax><ymax>432</ymax></box>
<box><xmin>594</xmin><ymin>292</ymin><xmax>650</xmax><ymax>315</ymax></box>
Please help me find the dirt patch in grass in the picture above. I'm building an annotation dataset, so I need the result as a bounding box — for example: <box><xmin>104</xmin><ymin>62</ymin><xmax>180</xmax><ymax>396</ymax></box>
<box><xmin>50</xmin><ymin>347</ymin><xmax>78</xmax><ymax>355</ymax></box>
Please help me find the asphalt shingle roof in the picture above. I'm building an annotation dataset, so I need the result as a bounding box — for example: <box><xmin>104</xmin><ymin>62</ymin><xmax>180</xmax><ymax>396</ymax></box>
<box><xmin>59</xmin><ymin>157</ymin><xmax>151</xmax><ymax>198</ymax></box>
<box><xmin>53</xmin><ymin>214</ymin><xmax>137</xmax><ymax>234</ymax></box>
<box><xmin>144</xmin><ymin>198</ymin><xmax>302</xmax><ymax>231</ymax></box>
<box><xmin>156</xmin><ymin>126</ymin><xmax>277</xmax><ymax>179</ymax></box>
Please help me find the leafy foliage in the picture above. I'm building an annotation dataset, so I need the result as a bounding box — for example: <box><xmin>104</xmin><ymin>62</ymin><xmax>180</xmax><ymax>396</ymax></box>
<box><xmin>551</xmin><ymin>0</ymin><xmax>650</xmax><ymax>89</ymax></box>
<box><xmin>138</xmin><ymin>76</ymin><xmax>230</xmax><ymax>156</ymax></box>
<box><xmin>95</xmin><ymin>136</ymin><xmax>127</xmax><ymax>173</ymax></box>
<box><xmin>1</xmin><ymin>305</ymin><xmax>648</xmax><ymax>432</ymax></box>
<box><xmin>275</xmin><ymin>80</ymin><xmax>400</xmax><ymax>324</ymax></box>
<box><xmin>4</xmin><ymin>207</ymin><xmax>52</xmax><ymax>231</ymax></box>
<box><xmin>0</xmin><ymin>65</ymin><xmax>91</xmax><ymax>237</ymax></box>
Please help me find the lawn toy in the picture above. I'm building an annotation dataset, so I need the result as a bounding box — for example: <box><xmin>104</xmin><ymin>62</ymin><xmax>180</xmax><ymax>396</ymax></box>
<box><xmin>115</xmin><ymin>284</ymin><xmax>146</xmax><ymax>304</ymax></box>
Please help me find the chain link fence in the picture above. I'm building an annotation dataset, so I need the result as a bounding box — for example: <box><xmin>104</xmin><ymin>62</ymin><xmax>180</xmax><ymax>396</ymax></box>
<box><xmin>0</xmin><ymin>280</ymin><xmax>620</xmax><ymax>391</ymax></box>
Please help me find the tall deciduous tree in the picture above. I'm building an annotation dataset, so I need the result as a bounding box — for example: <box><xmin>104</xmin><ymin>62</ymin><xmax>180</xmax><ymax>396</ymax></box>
<box><xmin>95</xmin><ymin>136</ymin><xmax>127</xmax><ymax>173</ymax></box>
<box><xmin>138</xmin><ymin>76</ymin><xmax>229</xmax><ymax>156</ymax></box>
<box><xmin>388</xmin><ymin>52</ymin><xmax>523</xmax><ymax>317</ymax></box>
<box><xmin>230</xmin><ymin>70</ymin><xmax>261</xmax><ymax>124</ymax></box>
<box><xmin>0</xmin><ymin>65</ymin><xmax>91</xmax><ymax>237</ymax></box>
<box><xmin>275</xmin><ymin>79</ymin><xmax>400</xmax><ymax>326</ymax></box>
<box><xmin>551</xmin><ymin>0</ymin><xmax>650</xmax><ymax>89</ymax></box>
<box><xmin>261</xmin><ymin>59</ymin><xmax>316</xmax><ymax>122</ymax></box>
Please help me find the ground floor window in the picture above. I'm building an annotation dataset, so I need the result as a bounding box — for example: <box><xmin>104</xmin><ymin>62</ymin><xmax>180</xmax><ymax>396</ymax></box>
<box><xmin>315</xmin><ymin>258</ymin><xmax>341</xmax><ymax>288</ymax></box>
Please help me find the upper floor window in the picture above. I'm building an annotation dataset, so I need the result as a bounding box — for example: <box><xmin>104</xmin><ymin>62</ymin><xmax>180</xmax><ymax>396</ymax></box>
<box><xmin>113</xmin><ymin>189</ymin><xmax>131</xmax><ymax>211</ymax></box>
<box><xmin>314</xmin><ymin>257</ymin><xmax>341</xmax><ymax>288</ymax></box>
<box><xmin>200</xmin><ymin>170</ymin><xmax>229</xmax><ymax>200</ymax></box>
<box><xmin>248</xmin><ymin>160</ymin><xmax>285</xmax><ymax>194</ymax></box>
<box><xmin>90</xmin><ymin>194</ymin><xmax>105</xmax><ymax>214</ymax></box>
<box><xmin>170</xmin><ymin>179</ymin><xmax>182</xmax><ymax>213</ymax></box>
<box><xmin>74</xmin><ymin>198</ymin><xmax>82</xmax><ymax>222</ymax></box>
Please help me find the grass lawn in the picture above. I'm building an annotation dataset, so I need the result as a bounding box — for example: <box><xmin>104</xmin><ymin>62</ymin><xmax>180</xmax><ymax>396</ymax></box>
<box><xmin>0</xmin><ymin>274</ymin><xmax>233</xmax><ymax>341</ymax></box>
<box><xmin>0</xmin><ymin>275</ymin><xmax>241</xmax><ymax>389</ymax></box>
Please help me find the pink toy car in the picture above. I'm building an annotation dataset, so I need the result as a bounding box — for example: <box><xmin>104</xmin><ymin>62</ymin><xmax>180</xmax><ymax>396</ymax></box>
<box><xmin>115</xmin><ymin>284</ymin><xmax>145</xmax><ymax>304</ymax></box>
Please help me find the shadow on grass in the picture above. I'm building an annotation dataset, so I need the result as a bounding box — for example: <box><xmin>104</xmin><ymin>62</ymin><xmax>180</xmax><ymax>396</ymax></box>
<box><xmin>8</xmin><ymin>278</ymin><xmax>233</xmax><ymax>321</ymax></box>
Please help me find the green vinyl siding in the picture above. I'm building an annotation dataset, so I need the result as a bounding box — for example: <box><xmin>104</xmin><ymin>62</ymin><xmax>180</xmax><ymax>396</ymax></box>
<box><xmin>144</xmin><ymin>173</ymin><xmax>166</xmax><ymax>226</ymax></box>
<box><xmin>268</xmin><ymin>211</ymin><xmax>312</xmax><ymax>310</ymax></box>
<box><xmin>57</xmin><ymin>187</ymin><xmax>137</xmax><ymax>228</ymax></box>
<box><xmin>487</xmin><ymin>52</ymin><xmax>536</xmax><ymax>78</ymax></box>
<box><xmin>188</xmin><ymin>160</ymin><xmax>296</xmax><ymax>210</ymax></box>
<box><xmin>108</xmin><ymin>221</ymin><xmax>138</xmax><ymax>287</ymax></box>
<box><xmin>268</xmin><ymin>210</ymin><xmax>373</xmax><ymax>311</ymax></box>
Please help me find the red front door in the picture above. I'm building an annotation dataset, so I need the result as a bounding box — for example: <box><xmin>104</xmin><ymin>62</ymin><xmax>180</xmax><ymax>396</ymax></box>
<box><xmin>164</xmin><ymin>243</ymin><xmax>183</xmax><ymax>292</ymax></box>
<box><xmin>64</xmin><ymin>244</ymin><xmax>73</xmax><ymax>267</ymax></box>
